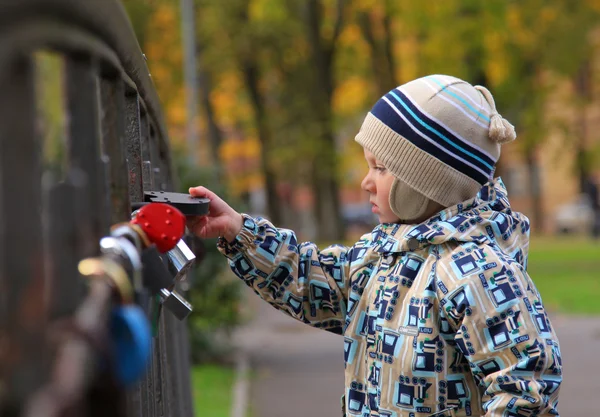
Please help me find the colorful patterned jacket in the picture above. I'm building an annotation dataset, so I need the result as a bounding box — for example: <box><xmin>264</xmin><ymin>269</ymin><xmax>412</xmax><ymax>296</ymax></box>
<box><xmin>217</xmin><ymin>179</ymin><xmax>562</xmax><ymax>417</ymax></box>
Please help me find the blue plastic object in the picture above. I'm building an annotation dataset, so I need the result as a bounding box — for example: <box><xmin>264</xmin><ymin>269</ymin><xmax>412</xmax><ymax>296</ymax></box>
<box><xmin>110</xmin><ymin>305</ymin><xmax>152</xmax><ymax>386</ymax></box>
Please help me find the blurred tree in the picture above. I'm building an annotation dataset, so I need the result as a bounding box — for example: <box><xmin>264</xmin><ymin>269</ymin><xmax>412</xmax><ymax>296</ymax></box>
<box><xmin>196</xmin><ymin>40</ymin><xmax>224</xmax><ymax>177</ymax></box>
<box><xmin>143</xmin><ymin>1</ymin><xmax>188</xmax><ymax>142</ymax></box>
<box><xmin>237</xmin><ymin>0</ymin><xmax>283</xmax><ymax>224</ymax></box>
<box><xmin>196</xmin><ymin>0</ymin><xmax>284</xmax><ymax>221</ymax></box>
<box><xmin>573</xmin><ymin>60</ymin><xmax>594</xmax><ymax>193</ymax></box>
<box><xmin>479</xmin><ymin>1</ymin><xmax>564</xmax><ymax>231</ymax></box>
<box><xmin>355</xmin><ymin>0</ymin><xmax>397</xmax><ymax>95</ymax></box>
<box><xmin>483</xmin><ymin>0</ymin><xmax>600</xmax><ymax>231</ymax></box>
<box><xmin>124</xmin><ymin>0</ymin><xmax>600</xmax><ymax>239</ymax></box>
<box><xmin>299</xmin><ymin>0</ymin><xmax>349</xmax><ymax>241</ymax></box>
<box><xmin>197</xmin><ymin>0</ymin><xmax>354</xmax><ymax>240</ymax></box>
<box><xmin>543</xmin><ymin>1</ymin><xmax>600</xmax><ymax>193</ymax></box>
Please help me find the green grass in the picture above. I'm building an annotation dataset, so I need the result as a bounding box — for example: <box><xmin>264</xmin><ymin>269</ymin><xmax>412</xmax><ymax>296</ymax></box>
<box><xmin>528</xmin><ymin>236</ymin><xmax>600</xmax><ymax>315</ymax></box>
<box><xmin>192</xmin><ymin>364</ymin><xmax>235</xmax><ymax>417</ymax></box>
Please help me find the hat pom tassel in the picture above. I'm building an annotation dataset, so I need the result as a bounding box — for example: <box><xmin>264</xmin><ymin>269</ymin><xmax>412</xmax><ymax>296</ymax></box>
<box><xmin>489</xmin><ymin>114</ymin><xmax>517</xmax><ymax>144</ymax></box>
<box><xmin>475</xmin><ymin>84</ymin><xmax>517</xmax><ymax>145</ymax></box>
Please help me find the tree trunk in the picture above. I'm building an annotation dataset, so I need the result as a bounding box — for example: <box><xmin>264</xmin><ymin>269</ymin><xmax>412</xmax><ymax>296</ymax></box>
<box><xmin>304</xmin><ymin>0</ymin><xmax>346</xmax><ymax>241</ymax></box>
<box><xmin>575</xmin><ymin>119</ymin><xmax>588</xmax><ymax>193</ymax></box>
<box><xmin>574</xmin><ymin>60</ymin><xmax>592</xmax><ymax>192</ymax></box>
<box><xmin>312</xmin><ymin>168</ymin><xmax>344</xmax><ymax>242</ymax></box>
<box><xmin>234</xmin><ymin>3</ymin><xmax>282</xmax><ymax>224</ymax></box>
<box><xmin>307</xmin><ymin>102</ymin><xmax>345</xmax><ymax>240</ymax></box>
<box><xmin>525</xmin><ymin>148</ymin><xmax>543</xmax><ymax>233</ymax></box>
<box><xmin>358</xmin><ymin>5</ymin><xmax>397</xmax><ymax>96</ymax></box>
<box><xmin>382</xmin><ymin>0</ymin><xmax>398</xmax><ymax>86</ymax></box>
<box><xmin>196</xmin><ymin>46</ymin><xmax>223</xmax><ymax>181</ymax></box>
<box><xmin>242</xmin><ymin>60</ymin><xmax>282</xmax><ymax>225</ymax></box>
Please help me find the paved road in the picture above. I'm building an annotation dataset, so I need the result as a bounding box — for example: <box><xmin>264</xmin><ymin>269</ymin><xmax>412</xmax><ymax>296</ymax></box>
<box><xmin>234</xmin><ymin>285</ymin><xmax>600</xmax><ymax>417</ymax></box>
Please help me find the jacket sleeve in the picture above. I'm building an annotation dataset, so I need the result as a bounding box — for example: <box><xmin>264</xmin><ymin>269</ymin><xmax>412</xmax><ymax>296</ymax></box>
<box><xmin>217</xmin><ymin>214</ymin><xmax>354</xmax><ymax>334</ymax></box>
<box><xmin>435</xmin><ymin>243</ymin><xmax>562</xmax><ymax>416</ymax></box>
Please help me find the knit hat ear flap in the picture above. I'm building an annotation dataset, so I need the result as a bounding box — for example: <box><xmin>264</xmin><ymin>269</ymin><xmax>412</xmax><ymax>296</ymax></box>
<box><xmin>389</xmin><ymin>178</ymin><xmax>445</xmax><ymax>223</ymax></box>
<box><xmin>474</xmin><ymin>85</ymin><xmax>517</xmax><ymax>144</ymax></box>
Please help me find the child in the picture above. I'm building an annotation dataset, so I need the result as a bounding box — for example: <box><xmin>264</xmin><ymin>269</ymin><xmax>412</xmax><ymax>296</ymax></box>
<box><xmin>188</xmin><ymin>75</ymin><xmax>562</xmax><ymax>417</ymax></box>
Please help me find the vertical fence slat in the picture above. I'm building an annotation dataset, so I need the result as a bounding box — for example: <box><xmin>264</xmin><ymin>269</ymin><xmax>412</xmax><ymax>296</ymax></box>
<box><xmin>141</xmin><ymin>117</ymin><xmax>160</xmax><ymax>417</ymax></box>
<box><xmin>149</xmin><ymin>128</ymin><xmax>162</xmax><ymax>190</ymax></box>
<box><xmin>161</xmin><ymin>140</ymin><xmax>194</xmax><ymax>417</ymax></box>
<box><xmin>44</xmin><ymin>176</ymin><xmax>88</xmax><ymax>320</ymax></box>
<box><xmin>156</xmin><ymin>136</ymin><xmax>193</xmax><ymax>417</ymax></box>
<box><xmin>158</xmin><ymin>149</ymin><xmax>173</xmax><ymax>192</ymax></box>
<box><xmin>125</xmin><ymin>93</ymin><xmax>143</xmax><ymax>203</ymax></box>
<box><xmin>0</xmin><ymin>54</ymin><xmax>47</xmax><ymax>415</ymax></box>
<box><xmin>164</xmin><ymin>117</ymin><xmax>187</xmax><ymax>412</ymax></box>
<box><xmin>141</xmin><ymin>115</ymin><xmax>154</xmax><ymax>191</ymax></box>
<box><xmin>123</xmin><ymin>90</ymin><xmax>146</xmax><ymax>417</ymax></box>
<box><xmin>174</xmin><ymin>319</ymin><xmax>187</xmax><ymax>417</ymax></box>
<box><xmin>143</xmin><ymin>353</ymin><xmax>155</xmax><ymax>417</ymax></box>
<box><xmin>65</xmin><ymin>55</ymin><xmax>107</xmax><ymax>257</ymax></box>
<box><xmin>100</xmin><ymin>77</ymin><xmax>131</xmax><ymax>224</ymax></box>
<box><xmin>153</xmin><ymin>331</ymin><xmax>166</xmax><ymax>417</ymax></box>
<box><xmin>180</xmin><ymin>318</ymin><xmax>195</xmax><ymax>417</ymax></box>
<box><xmin>140</xmin><ymin>112</ymin><xmax>151</xmax><ymax>163</ymax></box>
<box><xmin>159</xmin><ymin>313</ymin><xmax>174</xmax><ymax>417</ymax></box>
<box><xmin>167</xmin><ymin>316</ymin><xmax>182</xmax><ymax>417</ymax></box>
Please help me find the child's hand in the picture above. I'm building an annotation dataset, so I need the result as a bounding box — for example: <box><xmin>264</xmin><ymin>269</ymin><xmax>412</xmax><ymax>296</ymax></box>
<box><xmin>187</xmin><ymin>186</ymin><xmax>243</xmax><ymax>242</ymax></box>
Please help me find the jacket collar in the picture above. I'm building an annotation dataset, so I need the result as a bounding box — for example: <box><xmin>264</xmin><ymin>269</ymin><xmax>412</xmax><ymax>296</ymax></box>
<box><xmin>370</xmin><ymin>178</ymin><xmax>510</xmax><ymax>254</ymax></box>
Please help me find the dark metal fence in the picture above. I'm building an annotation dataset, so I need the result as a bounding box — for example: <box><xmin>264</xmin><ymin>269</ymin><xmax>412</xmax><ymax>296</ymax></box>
<box><xmin>0</xmin><ymin>1</ymin><xmax>194</xmax><ymax>416</ymax></box>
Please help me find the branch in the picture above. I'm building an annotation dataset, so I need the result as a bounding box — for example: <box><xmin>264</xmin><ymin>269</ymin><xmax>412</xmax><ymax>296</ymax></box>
<box><xmin>331</xmin><ymin>0</ymin><xmax>346</xmax><ymax>47</ymax></box>
<box><xmin>357</xmin><ymin>11</ymin><xmax>376</xmax><ymax>54</ymax></box>
<box><xmin>382</xmin><ymin>0</ymin><xmax>397</xmax><ymax>85</ymax></box>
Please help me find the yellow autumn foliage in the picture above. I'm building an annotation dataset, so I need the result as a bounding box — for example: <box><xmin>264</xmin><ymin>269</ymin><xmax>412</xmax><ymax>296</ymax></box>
<box><xmin>333</xmin><ymin>76</ymin><xmax>371</xmax><ymax>117</ymax></box>
<box><xmin>354</xmin><ymin>0</ymin><xmax>378</xmax><ymax>13</ymax></box>
<box><xmin>484</xmin><ymin>32</ymin><xmax>509</xmax><ymax>87</ymax></box>
<box><xmin>143</xmin><ymin>1</ymin><xmax>186</xmax><ymax>144</ymax></box>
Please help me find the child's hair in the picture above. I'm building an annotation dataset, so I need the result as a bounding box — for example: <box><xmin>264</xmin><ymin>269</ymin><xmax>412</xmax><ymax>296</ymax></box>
<box><xmin>355</xmin><ymin>74</ymin><xmax>515</xmax><ymax>222</ymax></box>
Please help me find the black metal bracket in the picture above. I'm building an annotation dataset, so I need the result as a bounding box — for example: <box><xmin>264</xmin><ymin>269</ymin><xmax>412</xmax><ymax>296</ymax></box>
<box><xmin>131</xmin><ymin>191</ymin><xmax>210</xmax><ymax>216</ymax></box>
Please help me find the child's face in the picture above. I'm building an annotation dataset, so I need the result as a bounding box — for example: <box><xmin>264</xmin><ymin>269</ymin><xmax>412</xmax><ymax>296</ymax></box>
<box><xmin>361</xmin><ymin>149</ymin><xmax>400</xmax><ymax>224</ymax></box>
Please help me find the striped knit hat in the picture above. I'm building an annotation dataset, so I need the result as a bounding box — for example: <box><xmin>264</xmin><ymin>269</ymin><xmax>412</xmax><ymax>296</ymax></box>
<box><xmin>355</xmin><ymin>74</ymin><xmax>516</xmax><ymax>222</ymax></box>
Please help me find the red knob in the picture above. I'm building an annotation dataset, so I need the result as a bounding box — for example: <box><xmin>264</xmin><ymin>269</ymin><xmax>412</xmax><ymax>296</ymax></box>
<box><xmin>131</xmin><ymin>203</ymin><xmax>185</xmax><ymax>253</ymax></box>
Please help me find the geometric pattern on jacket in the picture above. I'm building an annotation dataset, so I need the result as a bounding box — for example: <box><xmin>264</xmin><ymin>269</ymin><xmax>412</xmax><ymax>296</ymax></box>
<box><xmin>218</xmin><ymin>178</ymin><xmax>562</xmax><ymax>417</ymax></box>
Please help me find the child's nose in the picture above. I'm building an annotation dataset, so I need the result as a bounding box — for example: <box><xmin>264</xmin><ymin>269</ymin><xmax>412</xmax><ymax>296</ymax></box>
<box><xmin>361</xmin><ymin>174</ymin><xmax>374</xmax><ymax>193</ymax></box>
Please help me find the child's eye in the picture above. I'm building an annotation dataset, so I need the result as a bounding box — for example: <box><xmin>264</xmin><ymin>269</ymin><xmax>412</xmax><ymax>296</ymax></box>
<box><xmin>374</xmin><ymin>166</ymin><xmax>386</xmax><ymax>172</ymax></box>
